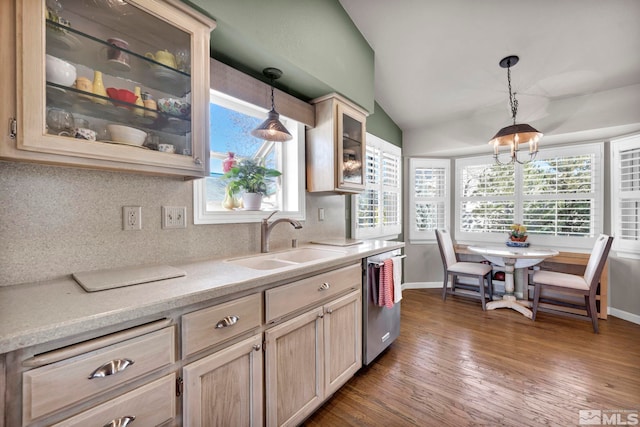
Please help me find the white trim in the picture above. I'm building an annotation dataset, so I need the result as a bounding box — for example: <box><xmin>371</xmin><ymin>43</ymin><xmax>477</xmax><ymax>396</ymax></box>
<box><xmin>403</xmin><ymin>281</ymin><xmax>441</xmax><ymax>289</ymax></box>
<box><xmin>608</xmin><ymin>308</ymin><xmax>640</xmax><ymax>326</ymax></box>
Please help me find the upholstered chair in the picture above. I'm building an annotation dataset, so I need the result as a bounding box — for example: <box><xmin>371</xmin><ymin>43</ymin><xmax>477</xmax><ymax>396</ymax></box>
<box><xmin>435</xmin><ymin>229</ymin><xmax>493</xmax><ymax>310</ymax></box>
<box><xmin>531</xmin><ymin>234</ymin><xmax>614</xmax><ymax>333</ymax></box>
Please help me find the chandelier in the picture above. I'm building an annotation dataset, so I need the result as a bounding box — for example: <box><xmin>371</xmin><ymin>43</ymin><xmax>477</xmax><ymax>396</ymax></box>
<box><xmin>489</xmin><ymin>55</ymin><xmax>542</xmax><ymax>165</ymax></box>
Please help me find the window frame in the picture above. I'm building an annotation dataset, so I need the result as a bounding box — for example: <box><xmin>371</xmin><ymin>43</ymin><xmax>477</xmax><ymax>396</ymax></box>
<box><xmin>351</xmin><ymin>133</ymin><xmax>402</xmax><ymax>240</ymax></box>
<box><xmin>408</xmin><ymin>158</ymin><xmax>451</xmax><ymax>243</ymax></box>
<box><xmin>193</xmin><ymin>90</ymin><xmax>305</xmax><ymax>224</ymax></box>
<box><xmin>455</xmin><ymin>143</ymin><xmax>604</xmax><ymax>250</ymax></box>
<box><xmin>611</xmin><ymin>134</ymin><xmax>640</xmax><ymax>259</ymax></box>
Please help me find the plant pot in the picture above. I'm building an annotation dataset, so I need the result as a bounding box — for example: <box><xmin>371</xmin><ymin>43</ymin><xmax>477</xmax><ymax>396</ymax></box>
<box><xmin>510</xmin><ymin>236</ymin><xmax>528</xmax><ymax>242</ymax></box>
<box><xmin>242</xmin><ymin>192</ymin><xmax>263</xmax><ymax>210</ymax></box>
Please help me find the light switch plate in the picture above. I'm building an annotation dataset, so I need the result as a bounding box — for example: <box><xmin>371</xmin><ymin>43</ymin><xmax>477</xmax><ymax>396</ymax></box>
<box><xmin>162</xmin><ymin>206</ymin><xmax>187</xmax><ymax>229</ymax></box>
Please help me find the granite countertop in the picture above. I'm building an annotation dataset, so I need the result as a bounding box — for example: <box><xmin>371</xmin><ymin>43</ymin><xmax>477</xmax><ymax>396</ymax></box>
<box><xmin>0</xmin><ymin>240</ymin><xmax>404</xmax><ymax>354</ymax></box>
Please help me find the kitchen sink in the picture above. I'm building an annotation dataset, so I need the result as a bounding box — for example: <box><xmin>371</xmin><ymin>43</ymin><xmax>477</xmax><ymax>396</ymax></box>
<box><xmin>226</xmin><ymin>247</ymin><xmax>346</xmax><ymax>270</ymax></box>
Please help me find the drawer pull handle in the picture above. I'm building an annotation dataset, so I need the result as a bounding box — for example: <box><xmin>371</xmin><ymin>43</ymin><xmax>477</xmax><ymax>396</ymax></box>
<box><xmin>104</xmin><ymin>415</ymin><xmax>136</xmax><ymax>427</ymax></box>
<box><xmin>319</xmin><ymin>282</ymin><xmax>330</xmax><ymax>291</ymax></box>
<box><xmin>88</xmin><ymin>358</ymin><xmax>134</xmax><ymax>379</ymax></box>
<box><xmin>216</xmin><ymin>315</ymin><xmax>239</xmax><ymax>329</ymax></box>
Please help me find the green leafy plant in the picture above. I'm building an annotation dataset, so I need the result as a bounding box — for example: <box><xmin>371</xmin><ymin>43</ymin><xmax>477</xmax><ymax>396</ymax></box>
<box><xmin>223</xmin><ymin>158</ymin><xmax>281</xmax><ymax>195</ymax></box>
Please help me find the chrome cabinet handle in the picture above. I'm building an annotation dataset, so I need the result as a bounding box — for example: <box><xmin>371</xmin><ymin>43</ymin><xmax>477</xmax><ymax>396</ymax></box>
<box><xmin>104</xmin><ymin>415</ymin><xmax>136</xmax><ymax>427</ymax></box>
<box><xmin>318</xmin><ymin>282</ymin><xmax>330</xmax><ymax>291</ymax></box>
<box><xmin>88</xmin><ymin>359</ymin><xmax>134</xmax><ymax>379</ymax></box>
<box><xmin>326</xmin><ymin>308</ymin><xmax>333</xmax><ymax>314</ymax></box>
<box><xmin>216</xmin><ymin>315</ymin><xmax>239</xmax><ymax>329</ymax></box>
<box><xmin>194</xmin><ymin>157</ymin><xmax>202</xmax><ymax>165</ymax></box>
<box><xmin>253</xmin><ymin>344</ymin><xmax>261</xmax><ymax>351</ymax></box>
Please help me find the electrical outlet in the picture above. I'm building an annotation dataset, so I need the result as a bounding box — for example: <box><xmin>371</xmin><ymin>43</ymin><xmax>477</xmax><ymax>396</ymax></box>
<box><xmin>123</xmin><ymin>206</ymin><xmax>142</xmax><ymax>230</ymax></box>
<box><xmin>162</xmin><ymin>206</ymin><xmax>187</xmax><ymax>229</ymax></box>
<box><xmin>318</xmin><ymin>208</ymin><xmax>325</xmax><ymax>221</ymax></box>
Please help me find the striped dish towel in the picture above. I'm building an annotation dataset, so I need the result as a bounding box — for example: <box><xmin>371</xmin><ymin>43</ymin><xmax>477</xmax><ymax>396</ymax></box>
<box><xmin>378</xmin><ymin>258</ymin><xmax>394</xmax><ymax>308</ymax></box>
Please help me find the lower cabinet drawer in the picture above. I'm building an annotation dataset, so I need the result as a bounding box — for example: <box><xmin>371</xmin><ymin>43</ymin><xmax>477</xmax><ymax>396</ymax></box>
<box><xmin>51</xmin><ymin>374</ymin><xmax>176</xmax><ymax>427</ymax></box>
<box><xmin>265</xmin><ymin>263</ymin><xmax>361</xmax><ymax>323</ymax></box>
<box><xmin>22</xmin><ymin>327</ymin><xmax>175</xmax><ymax>424</ymax></box>
<box><xmin>182</xmin><ymin>293</ymin><xmax>262</xmax><ymax>357</ymax></box>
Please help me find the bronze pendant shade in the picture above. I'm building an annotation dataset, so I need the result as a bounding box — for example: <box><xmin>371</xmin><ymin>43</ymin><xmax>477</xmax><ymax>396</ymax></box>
<box><xmin>251</xmin><ymin>67</ymin><xmax>293</xmax><ymax>142</ymax></box>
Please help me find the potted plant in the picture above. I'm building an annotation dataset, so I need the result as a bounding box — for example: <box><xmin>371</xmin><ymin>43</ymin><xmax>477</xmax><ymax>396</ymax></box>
<box><xmin>223</xmin><ymin>158</ymin><xmax>281</xmax><ymax>210</ymax></box>
<box><xmin>509</xmin><ymin>223</ymin><xmax>528</xmax><ymax>242</ymax></box>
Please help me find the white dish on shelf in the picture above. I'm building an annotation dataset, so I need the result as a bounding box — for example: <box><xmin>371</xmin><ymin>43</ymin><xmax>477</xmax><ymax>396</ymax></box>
<box><xmin>100</xmin><ymin>140</ymin><xmax>150</xmax><ymax>149</ymax></box>
<box><xmin>46</xmin><ymin>30</ymin><xmax>82</xmax><ymax>51</ymax></box>
<box><xmin>106</xmin><ymin>58</ymin><xmax>131</xmax><ymax>72</ymax></box>
<box><xmin>151</xmin><ymin>67</ymin><xmax>179</xmax><ymax>82</ymax></box>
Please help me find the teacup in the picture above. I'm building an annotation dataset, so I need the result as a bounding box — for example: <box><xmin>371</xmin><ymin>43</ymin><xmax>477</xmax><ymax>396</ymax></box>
<box><xmin>158</xmin><ymin>143</ymin><xmax>175</xmax><ymax>154</ymax></box>
<box><xmin>145</xmin><ymin>50</ymin><xmax>176</xmax><ymax>69</ymax></box>
<box><xmin>107</xmin><ymin>38</ymin><xmax>130</xmax><ymax>69</ymax></box>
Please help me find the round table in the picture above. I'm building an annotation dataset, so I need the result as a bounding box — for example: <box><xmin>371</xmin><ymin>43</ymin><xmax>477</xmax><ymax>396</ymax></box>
<box><xmin>467</xmin><ymin>245</ymin><xmax>559</xmax><ymax>318</ymax></box>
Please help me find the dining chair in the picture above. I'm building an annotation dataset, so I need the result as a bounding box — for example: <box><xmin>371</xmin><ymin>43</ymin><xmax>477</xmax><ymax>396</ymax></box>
<box><xmin>531</xmin><ymin>234</ymin><xmax>614</xmax><ymax>333</ymax></box>
<box><xmin>435</xmin><ymin>229</ymin><xmax>493</xmax><ymax>310</ymax></box>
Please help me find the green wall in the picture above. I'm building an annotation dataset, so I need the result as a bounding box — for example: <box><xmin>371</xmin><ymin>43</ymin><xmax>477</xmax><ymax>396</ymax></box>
<box><xmin>367</xmin><ymin>101</ymin><xmax>403</xmax><ymax>147</ymax></box>
<box><xmin>187</xmin><ymin>0</ymin><xmax>373</xmax><ymax>110</ymax></box>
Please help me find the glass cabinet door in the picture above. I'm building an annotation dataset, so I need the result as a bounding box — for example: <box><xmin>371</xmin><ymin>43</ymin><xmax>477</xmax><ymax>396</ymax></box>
<box><xmin>16</xmin><ymin>0</ymin><xmax>215</xmax><ymax>177</ymax></box>
<box><xmin>337</xmin><ymin>103</ymin><xmax>366</xmax><ymax>191</ymax></box>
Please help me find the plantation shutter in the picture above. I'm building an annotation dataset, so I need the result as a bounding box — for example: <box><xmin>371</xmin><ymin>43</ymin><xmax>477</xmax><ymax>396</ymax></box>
<box><xmin>354</xmin><ymin>134</ymin><xmax>402</xmax><ymax>239</ymax></box>
<box><xmin>409</xmin><ymin>158</ymin><xmax>450</xmax><ymax>242</ymax></box>
<box><xmin>612</xmin><ymin>135</ymin><xmax>640</xmax><ymax>257</ymax></box>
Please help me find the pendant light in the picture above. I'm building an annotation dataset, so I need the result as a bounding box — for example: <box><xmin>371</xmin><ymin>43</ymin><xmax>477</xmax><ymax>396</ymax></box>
<box><xmin>251</xmin><ymin>67</ymin><xmax>293</xmax><ymax>142</ymax></box>
<box><xmin>489</xmin><ymin>55</ymin><xmax>543</xmax><ymax>165</ymax></box>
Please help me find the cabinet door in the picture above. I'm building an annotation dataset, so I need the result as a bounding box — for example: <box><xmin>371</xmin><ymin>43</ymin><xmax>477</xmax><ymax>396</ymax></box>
<box><xmin>336</xmin><ymin>102</ymin><xmax>366</xmax><ymax>192</ymax></box>
<box><xmin>9</xmin><ymin>0</ymin><xmax>215</xmax><ymax>178</ymax></box>
<box><xmin>183</xmin><ymin>334</ymin><xmax>263</xmax><ymax>427</ymax></box>
<box><xmin>264</xmin><ymin>307</ymin><xmax>324</xmax><ymax>427</ymax></box>
<box><xmin>324</xmin><ymin>290</ymin><xmax>362</xmax><ymax>396</ymax></box>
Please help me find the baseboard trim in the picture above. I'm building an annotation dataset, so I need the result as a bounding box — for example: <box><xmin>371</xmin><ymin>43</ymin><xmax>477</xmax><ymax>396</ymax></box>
<box><xmin>609</xmin><ymin>307</ymin><xmax>640</xmax><ymax>325</ymax></box>
<box><xmin>403</xmin><ymin>282</ymin><xmax>441</xmax><ymax>290</ymax></box>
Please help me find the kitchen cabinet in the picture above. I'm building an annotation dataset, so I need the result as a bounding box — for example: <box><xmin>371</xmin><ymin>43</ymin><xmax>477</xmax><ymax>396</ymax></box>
<box><xmin>3</xmin><ymin>0</ymin><xmax>216</xmax><ymax>178</ymax></box>
<box><xmin>264</xmin><ymin>263</ymin><xmax>362</xmax><ymax>427</ymax></box>
<box><xmin>15</xmin><ymin>321</ymin><xmax>176</xmax><ymax>426</ymax></box>
<box><xmin>181</xmin><ymin>292</ymin><xmax>263</xmax><ymax>426</ymax></box>
<box><xmin>306</xmin><ymin>93</ymin><xmax>368</xmax><ymax>193</ymax></box>
<box><xmin>183</xmin><ymin>334</ymin><xmax>263</xmax><ymax>427</ymax></box>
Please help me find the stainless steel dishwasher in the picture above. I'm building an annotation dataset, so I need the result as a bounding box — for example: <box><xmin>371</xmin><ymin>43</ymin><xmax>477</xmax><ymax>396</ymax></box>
<box><xmin>363</xmin><ymin>249</ymin><xmax>403</xmax><ymax>365</ymax></box>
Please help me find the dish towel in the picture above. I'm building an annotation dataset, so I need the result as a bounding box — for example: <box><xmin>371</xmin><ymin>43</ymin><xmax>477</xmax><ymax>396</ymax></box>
<box><xmin>378</xmin><ymin>259</ymin><xmax>395</xmax><ymax>308</ymax></box>
<box><xmin>392</xmin><ymin>256</ymin><xmax>403</xmax><ymax>303</ymax></box>
<box><xmin>368</xmin><ymin>264</ymin><xmax>380</xmax><ymax>305</ymax></box>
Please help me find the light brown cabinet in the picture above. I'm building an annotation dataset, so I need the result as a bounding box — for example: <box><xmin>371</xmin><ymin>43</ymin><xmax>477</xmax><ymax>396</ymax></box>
<box><xmin>264</xmin><ymin>289</ymin><xmax>362</xmax><ymax>427</ymax></box>
<box><xmin>306</xmin><ymin>94</ymin><xmax>368</xmax><ymax>193</ymax></box>
<box><xmin>2</xmin><ymin>0</ymin><xmax>216</xmax><ymax>178</ymax></box>
<box><xmin>183</xmin><ymin>334</ymin><xmax>263</xmax><ymax>427</ymax></box>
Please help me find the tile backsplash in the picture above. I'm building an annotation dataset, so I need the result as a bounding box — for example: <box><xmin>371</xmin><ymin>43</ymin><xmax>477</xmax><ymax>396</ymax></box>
<box><xmin>0</xmin><ymin>161</ymin><xmax>347</xmax><ymax>286</ymax></box>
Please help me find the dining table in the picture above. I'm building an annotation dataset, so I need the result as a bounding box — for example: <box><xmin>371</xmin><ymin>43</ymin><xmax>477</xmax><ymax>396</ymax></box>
<box><xmin>467</xmin><ymin>245</ymin><xmax>559</xmax><ymax>318</ymax></box>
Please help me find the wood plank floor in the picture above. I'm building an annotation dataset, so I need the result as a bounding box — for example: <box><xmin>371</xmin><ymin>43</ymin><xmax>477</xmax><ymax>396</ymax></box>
<box><xmin>304</xmin><ymin>289</ymin><xmax>640</xmax><ymax>426</ymax></box>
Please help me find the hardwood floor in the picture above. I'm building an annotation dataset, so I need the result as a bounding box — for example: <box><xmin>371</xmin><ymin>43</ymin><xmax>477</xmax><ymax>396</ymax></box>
<box><xmin>304</xmin><ymin>289</ymin><xmax>640</xmax><ymax>426</ymax></box>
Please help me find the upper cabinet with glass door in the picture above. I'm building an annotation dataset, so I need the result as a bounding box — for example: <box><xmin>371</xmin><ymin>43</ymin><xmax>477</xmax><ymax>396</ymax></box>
<box><xmin>6</xmin><ymin>0</ymin><xmax>215</xmax><ymax>178</ymax></box>
<box><xmin>306</xmin><ymin>93</ymin><xmax>368</xmax><ymax>193</ymax></box>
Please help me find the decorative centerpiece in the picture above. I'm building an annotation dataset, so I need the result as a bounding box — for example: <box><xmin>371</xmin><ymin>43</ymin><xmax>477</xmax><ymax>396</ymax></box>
<box><xmin>507</xmin><ymin>223</ymin><xmax>529</xmax><ymax>247</ymax></box>
<box><xmin>223</xmin><ymin>158</ymin><xmax>281</xmax><ymax>210</ymax></box>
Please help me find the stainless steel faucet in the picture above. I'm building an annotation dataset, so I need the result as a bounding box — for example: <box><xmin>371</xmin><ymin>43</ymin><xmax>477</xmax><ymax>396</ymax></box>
<box><xmin>261</xmin><ymin>211</ymin><xmax>303</xmax><ymax>253</ymax></box>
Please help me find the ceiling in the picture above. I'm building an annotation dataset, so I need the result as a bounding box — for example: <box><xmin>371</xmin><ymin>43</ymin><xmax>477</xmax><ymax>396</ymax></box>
<box><xmin>338</xmin><ymin>0</ymin><xmax>640</xmax><ymax>154</ymax></box>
